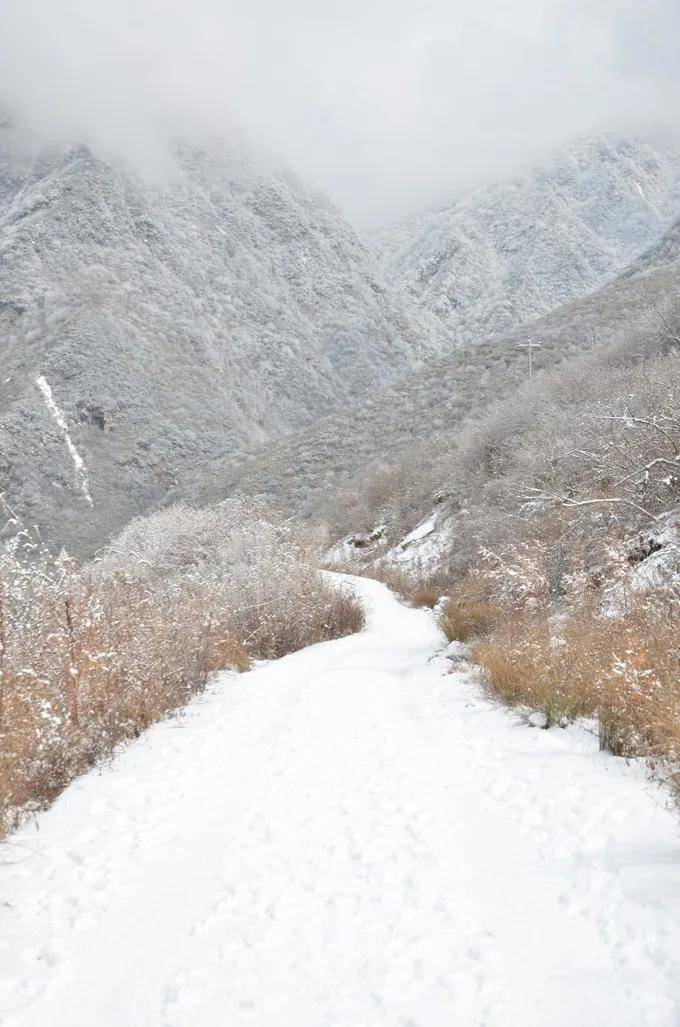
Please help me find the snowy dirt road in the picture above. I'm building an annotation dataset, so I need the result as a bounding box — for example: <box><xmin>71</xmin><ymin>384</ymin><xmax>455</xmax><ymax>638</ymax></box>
<box><xmin>1</xmin><ymin>576</ymin><xmax>680</xmax><ymax>1027</ymax></box>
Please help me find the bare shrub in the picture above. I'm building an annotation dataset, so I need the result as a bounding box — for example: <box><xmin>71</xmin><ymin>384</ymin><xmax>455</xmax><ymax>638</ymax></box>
<box><xmin>410</xmin><ymin>583</ymin><xmax>443</xmax><ymax>609</ymax></box>
<box><xmin>327</xmin><ymin>440</ymin><xmax>447</xmax><ymax>542</ymax></box>
<box><xmin>0</xmin><ymin>501</ymin><xmax>364</xmax><ymax>836</ymax></box>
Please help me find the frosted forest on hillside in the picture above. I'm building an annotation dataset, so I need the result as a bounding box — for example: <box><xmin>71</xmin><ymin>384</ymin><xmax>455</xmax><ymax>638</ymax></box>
<box><xmin>3</xmin><ymin>6</ymin><xmax>680</xmax><ymax>1019</ymax></box>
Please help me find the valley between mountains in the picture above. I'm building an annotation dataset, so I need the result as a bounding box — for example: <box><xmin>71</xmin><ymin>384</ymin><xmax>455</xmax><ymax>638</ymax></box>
<box><xmin>2</xmin><ymin>115</ymin><xmax>680</xmax><ymax>1027</ymax></box>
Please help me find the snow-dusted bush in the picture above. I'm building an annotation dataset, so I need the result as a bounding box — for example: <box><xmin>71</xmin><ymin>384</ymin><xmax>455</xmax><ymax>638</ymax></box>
<box><xmin>431</xmin><ymin>532</ymin><xmax>680</xmax><ymax>798</ymax></box>
<box><xmin>0</xmin><ymin>529</ymin><xmax>249</xmax><ymax>836</ymax></box>
<box><xmin>105</xmin><ymin>500</ymin><xmax>363</xmax><ymax>658</ymax></box>
<box><xmin>0</xmin><ymin>501</ymin><xmax>364</xmax><ymax>835</ymax></box>
<box><xmin>336</xmin><ymin>342</ymin><xmax>680</xmax><ymax>806</ymax></box>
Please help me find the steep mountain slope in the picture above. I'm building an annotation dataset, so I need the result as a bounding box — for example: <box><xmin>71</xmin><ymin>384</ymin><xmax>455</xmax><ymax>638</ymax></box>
<box><xmin>372</xmin><ymin>135</ymin><xmax>680</xmax><ymax>344</ymax></box>
<box><xmin>631</xmin><ymin>213</ymin><xmax>680</xmax><ymax>276</ymax></box>
<box><xmin>0</xmin><ymin>135</ymin><xmax>447</xmax><ymax>552</ymax></box>
<box><xmin>183</xmin><ymin>215</ymin><xmax>680</xmax><ymax>519</ymax></box>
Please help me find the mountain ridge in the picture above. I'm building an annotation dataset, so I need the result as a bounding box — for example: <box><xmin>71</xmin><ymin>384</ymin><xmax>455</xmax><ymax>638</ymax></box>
<box><xmin>0</xmin><ymin>136</ymin><xmax>448</xmax><ymax>551</ymax></box>
<box><xmin>182</xmin><ymin>222</ymin><xmax>680</xmax><ymax>521</ymax></box>
<box><xmin>371</xmin><ymin>134</ymin><xmax>680</xmax><ymax>343</ymax></box>
<box><xmin>2</xmin><ymin>131</ymin><xmax>680</xmax><ymax>553</ymax></box>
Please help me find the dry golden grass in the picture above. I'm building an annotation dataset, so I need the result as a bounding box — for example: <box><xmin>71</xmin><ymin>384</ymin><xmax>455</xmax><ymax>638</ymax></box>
<box><xmin>0</xmin><ymin>568</ymin><xmax>253</xmax><ymax>836</ymax></box>
<box><xmin>434</xmin><ymin>548</ymin><xmax>680</xmax><ymax>806</ymax></box>
<box><xmin>437</xmin><ymin>572</ymin><xmax>504</xmax><ymax>642</ymax></box>
<box><xmin>409</xmin><ymin>583</ymin><xmax>442</xmax><ymax>608</ymax></box>
<box><xmin>0</xmin><ymin>544</ymin><xmax>364</xmax><ymax>837</ymax></box>
<box><xmin>471</xmin><ymin>594</ymin><xmax>680</xmax><ymax>794</ymax></box>
<box><xmin>343</xmin><ymin>553</ymin><xmax>680</xmax><ymax>801</ymax></box>
<box><xmin>582</xmin><ymin>607</ymin><xmax>680</xmax><ymax>764</ymax></box>
<box><xmin>440</xmin><ymin>599</ymin><xmax>501</xmax><ymax>643</ymax></box>
<box><xmin>473</xmin><ymin>612</ymin><xmax>599</xmax><ymax>727</ymax></box>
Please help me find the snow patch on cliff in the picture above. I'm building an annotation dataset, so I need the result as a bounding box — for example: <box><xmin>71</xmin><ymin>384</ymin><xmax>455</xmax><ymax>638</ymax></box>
<box><xmin>36</xmin><ymin>375</ymin><xmax>93</xmax><ymax>508</ymax></box>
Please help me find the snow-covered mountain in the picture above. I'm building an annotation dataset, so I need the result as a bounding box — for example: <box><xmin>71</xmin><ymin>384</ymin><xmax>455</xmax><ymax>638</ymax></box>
<box><xmin>0</xmin><ymin>134</ymin><xmax>447</xmax><ymax>552</ymax></box>
<box><xmin>3</xmin><ymin>129</ymin><xmax>680</xmax><ymax>554</ymax></box>
<box><xmin>191</xmin><ymin>205</ymin><xmax>680</xmax><ymax>520</ymax></box>
<box><xmin>372</xmin><ymin>135</ymin><xmax>680</xmax><ymax>344</ymax></box>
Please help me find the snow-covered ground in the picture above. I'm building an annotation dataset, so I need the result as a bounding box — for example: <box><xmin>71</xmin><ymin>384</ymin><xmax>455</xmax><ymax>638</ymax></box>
<box><xmin>1</xmin><ymin>577</ymin><xmax>679</xmax><ymax>1026</ymax></box>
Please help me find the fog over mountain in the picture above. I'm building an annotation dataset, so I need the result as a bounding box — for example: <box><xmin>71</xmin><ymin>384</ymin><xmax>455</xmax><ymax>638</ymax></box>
<box><xmin>179</xmin><ymin>137</ymin><xmax>680</xmax><ymax>521</ymax></box>
<box><xmin>1</xmin><ymin>4</ymin><xmax>680</xmax><ymax>551</ymax></box>
<box><xmin>0</xmin><ymin>135</ymin><xmax>446</xmax><ymax>551</ymax></box>
<box><xmin>1</xmin><ymin>0</ymin><xmax>680</xmax><ymax>224</ymax></box>
<box><xmin>372</xmin><ymin>135</ymin><xmax>680</xmax><ymax>343</ymax></box>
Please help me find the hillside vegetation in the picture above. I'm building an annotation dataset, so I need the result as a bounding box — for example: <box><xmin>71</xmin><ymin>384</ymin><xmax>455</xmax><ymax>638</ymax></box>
<box><xmin>0</xmin><ymin>501</ymin><xmax>363</xmax><ymax>836</ymax></box>
<box><xmin>184</xmin><ymin>215</ymin><xmax>680</xmax><ymax>521</ymax></box>
<box><xmin>0</xmin><ymin>132</ymin><xmax>446</xmax><ymax>554</ymax></box>
<box><xmin>335</xmin><ymin>313</ymin><xmax>680</xmax><ymax>805</ymax></box>
<box><xmin>372</xmin><ymin>135</ymin><xmax>680</xmax><ymax>341</ymax></box>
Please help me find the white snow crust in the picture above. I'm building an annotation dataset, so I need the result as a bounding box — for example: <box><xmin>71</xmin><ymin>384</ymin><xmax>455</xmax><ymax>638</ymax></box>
<box><xmin>399</xmin><ymin>514</ymin><xmax>437</xmax><ymax>547</ymax></box>
<box><xmin>1</xmin><ymin>576</ymin><xmax>679</xmax><ymax>1026</ymax></box>
<box><xmin>35</xmin><ymin>375</ymin><xmax>93</xmax><ymax>507</ymax></box>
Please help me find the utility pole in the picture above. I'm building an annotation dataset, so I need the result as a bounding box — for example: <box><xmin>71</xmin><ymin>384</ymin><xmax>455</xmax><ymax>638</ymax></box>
<box><xmin>518</xmin><ymin>338</ymin><xmax>542</xmax><ymax>382</ymax></box>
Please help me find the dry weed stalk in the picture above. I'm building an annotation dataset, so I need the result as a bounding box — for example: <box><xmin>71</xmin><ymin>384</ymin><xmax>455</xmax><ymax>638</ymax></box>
<box><xmin>0</xmin><ymin>501</ymin><xmax>364</xmax><ymax>836</ymax></box>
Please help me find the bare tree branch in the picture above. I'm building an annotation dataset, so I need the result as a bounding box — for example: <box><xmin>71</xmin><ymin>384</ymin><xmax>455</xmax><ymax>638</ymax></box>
<box><xmin>522</xmin><ymin>488</ymin><xmax>659</xmax><ymax>521</ymax></box>
<box><xmin>589</xmin><ymin>414</ymin><xmax>680</xmax><ymax>456</ymax></box>
<box><xmin>612</xmin><ymin>457</ymin><xmax>680</xmax><ymax>488</ymax></box>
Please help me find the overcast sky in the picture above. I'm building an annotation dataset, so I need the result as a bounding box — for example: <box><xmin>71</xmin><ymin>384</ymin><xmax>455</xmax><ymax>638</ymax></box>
<box><xmin>1</xmin><ymin>0</ymin><xmax>679</xmax><ymax>225</ymax></box>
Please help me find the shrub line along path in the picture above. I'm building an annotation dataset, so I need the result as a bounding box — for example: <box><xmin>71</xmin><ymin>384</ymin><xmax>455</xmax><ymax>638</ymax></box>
<box><xmin>1</xmin><ymin>576</ymin><xmax>679</xmax><ymax>1026</ymax></box>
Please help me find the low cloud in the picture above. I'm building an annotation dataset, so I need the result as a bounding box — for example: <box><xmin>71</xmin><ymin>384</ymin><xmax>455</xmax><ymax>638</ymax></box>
<box><xmin>0</xmin><ymin>0</ymin><xmax>678</xmax><ymax>224</ymax></box>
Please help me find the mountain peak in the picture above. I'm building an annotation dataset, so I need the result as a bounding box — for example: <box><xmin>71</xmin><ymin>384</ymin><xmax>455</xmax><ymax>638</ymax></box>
<box><xmin>371</xmin><ymin>134</ymin><xmax>680</xmax><ymax>345</ymax></box>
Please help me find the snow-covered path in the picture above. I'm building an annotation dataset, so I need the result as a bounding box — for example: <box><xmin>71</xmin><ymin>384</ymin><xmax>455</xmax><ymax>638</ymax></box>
<box><xmin>1</xmin><ymin>576</ymin><xmax>680</xmax><ymax>1027</ymax></box>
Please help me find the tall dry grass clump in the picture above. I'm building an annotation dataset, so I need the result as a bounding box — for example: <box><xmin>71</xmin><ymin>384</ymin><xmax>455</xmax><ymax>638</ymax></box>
<box><xmin>581</xmin><ymin>605</ymin><xmax>680</xmax><ymax>771</ymax></box>
<box><xmin>438</xmin><ymin>571</ymin><xmax>505</xmax><ymax>642</ymax></box>
<box><xmin>474</xmin><ymin>601</ymin><xmax>680</xmax><ymax>782</ymax></box>
<box><xmin>437</xmin><ymin>535</ymin><xmax>680</xmax><ymax>801</ymax></box>
<box><xmin>0</xmin><ymin>500</ymin><xmax>364</xmax><ymax>836</ymax></box>
<box><xmin>472</xmin><ymin>609</ymin><xmax>601</xmax><ymax>727</ymax></box>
